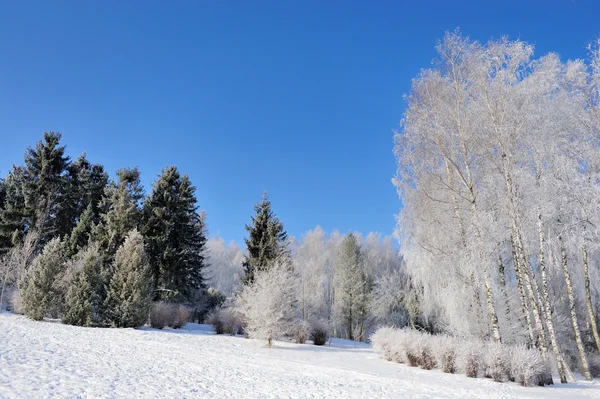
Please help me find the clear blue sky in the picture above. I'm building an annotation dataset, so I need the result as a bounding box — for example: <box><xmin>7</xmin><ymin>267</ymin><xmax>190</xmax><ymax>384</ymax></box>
<box><xmin>1</xmin><ymin>1</ymin><xmax>599</xmax><ymax>245</ymax></box>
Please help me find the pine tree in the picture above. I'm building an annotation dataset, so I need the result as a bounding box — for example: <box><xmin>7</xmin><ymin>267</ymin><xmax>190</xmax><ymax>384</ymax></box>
<box><xmin>62</xmin><ymin>245</ymin><xmax>103</xmax><ymax>326</ymax></box>
<box><xmin>65</xmin><ymin>204</ymin><xmax>94</xmax><ymax>258</ymax></box>
<box><xmin>0</xmin><ymin>133</ymin><xmax>71</xmax><ymax>252</ymax></box>
<box><xmin>0</xmin><ymin>179</ymin><xmax>10</xmax><ymax>254</ymax></box>
<box><xmin>141</xmin><ymin>166</ymin><xmax>207</xmax><ymax>302</ymax></box>
<box><xmin>92</xmin><ymin>168</ymin><xmax>144</xmax><ymax>324</ymax></box>
<box><xmin>20</xmin><ymin>238</ymin><xmax>65</xmax><ymax>321</ymax></box>
<box><xmin>105</xmin><ymin>230</ymin><xmax>151</xmax><ymax>328</ymax></box>
<box><xmin>94</xmin><ymin>167</ymin><xmax>144</xmax><ymax>261</ymax></box>
<box><xmin>66</xmin><ymin>154</ymin><xmax>108</xmax><ymax>227</ymax></box>
<box><xmin>242</xmin><ymin>193</ymin><xmax>288</xmax><ymax>285</ymax></box>
<box><xmin>335</xmin><ymin>232</ymin><xmax>371</xmax><ymax>341</ymax></box>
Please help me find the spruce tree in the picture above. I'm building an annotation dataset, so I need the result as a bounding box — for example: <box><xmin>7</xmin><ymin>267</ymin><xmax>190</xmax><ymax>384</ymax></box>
<box><xmin>94</xmin><ymin>167</ymin><xmax>144</xmax><ymax>262</ymax></box>
<box><xmin>93</xmin><ymin>167</ymin><xmax>144</xmax><ymax>323</ymax></box>
<box><xmin>105</xmin><ymin>230</ymin><xmax>151</xmax><ymax>328</ymax></box>
<box><xmin>242</xmin><ymin>192</ymin><xmax>288</xmax><ymax>285</ymax></box>
<box><xmin>65</xmin><ymin>154</ymin><xmax>108</xmax><ymax>228</ymax></box>
<box><xmin>65</xmin><ymin>204</ymin><xmax>94</xmax><ymax>258</ymax></box>
<box><xmin>21</xmin><ymin>238</ymin><xmax>66</xmax><ymax>321</ymax></box>
<box><xmin>0</xmin><ymin>132</ymin><xmax>71</xmax><ymax>252</ymax></box>
<box><xmin>62</xmin><ymin>245</ymin><xmax>103</xmax><ymax>326</ymax></box>
<box><xmin>0</xmin><ymin>179</ymin><xmax>10</xmax><ymax>254</ymax></box>
<box><xmin>141</xmin><ymin>166</ymin><xmax>207</xmax><ymax>302</ymax></box>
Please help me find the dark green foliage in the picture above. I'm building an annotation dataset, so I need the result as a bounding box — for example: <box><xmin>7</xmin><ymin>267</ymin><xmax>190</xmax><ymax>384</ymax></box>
<box><xmin>65</xmin><ymin>204</ymin><xmax>94</xmax><ymax>259</ymax></box>
<box><xmin>142</xmin><ymin>166</ymin><xmax>207</xmax><ymax>302</ymax></box>
<box><xmin>104</xmin><ymin>230</ymin><xmax>151</xmax><ymax>328</ymax></box>
<box><xmin>62</xmin><ymin>245</ymin><xmax>104</xmax><ymax>326</ymax></box>
<box><xmin>0</xmin><ymin>133</ymin><xmax>72</xmax><ymax>253</ymax></box>
<box><xmin>242</xmin><ymin>192</ymin><xmax>289</xmax><ymax>285</ymax></box>
<box><xmin>94</xmin><ymin>167</ymin><xmax>144</xmax><ymax>262</ymax></box>
<box><xmin>0</xmin><ymin>179</ymin><xmax>10</xmax><ymax>253</ymax></box>
<box><xmin>21</xmin><ymin>238</ymin><xmax>65</xmax><ymax>320</ymax></box>
<box><xmin>65</xmin><ymin>154</ymin><xmax>108</xmax><ymax>228</ymax></box>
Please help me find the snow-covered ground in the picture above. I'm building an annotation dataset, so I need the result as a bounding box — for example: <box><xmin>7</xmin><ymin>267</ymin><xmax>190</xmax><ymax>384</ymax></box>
<box><xmin>0</xmin><ymin>313</ymin><xmax>597</xmax><ymax>398</ymax></box>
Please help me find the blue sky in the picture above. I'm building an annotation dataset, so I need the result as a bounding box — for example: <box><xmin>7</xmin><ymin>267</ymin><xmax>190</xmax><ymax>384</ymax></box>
<box><xmin>1</xmin><ymin>1</ymin><xmax>599</xmax><ymax>245</ymax></box>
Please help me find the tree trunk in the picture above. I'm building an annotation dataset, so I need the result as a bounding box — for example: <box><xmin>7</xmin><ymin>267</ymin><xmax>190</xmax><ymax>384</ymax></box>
<box><xmin>559</xmin><ymin>231</ymin><xmax>592</xmax><ymax>381</ymax></box>
<box><xmin>582</xmin><ymin>219</ymin><xmax>600</xmax><ymax>352</ymax></box>
<box><xmin>512</xmin><ymin>243</ymin><xmax>535</xmax><ymax>347</ymax></box>
<box><xmin>538</xmin><ymin>214</ymin><xmax>572</xmax><ymax>383</ymax></box>
<box><xmin>514</xmin><ymin>228</ymin><xmax>548</xmax><ymax>354</ymax></box>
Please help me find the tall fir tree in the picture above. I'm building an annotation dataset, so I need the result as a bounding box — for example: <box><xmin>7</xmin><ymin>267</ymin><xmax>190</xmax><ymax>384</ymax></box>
<box><xmin>94</xmin><ymin>167</ymin><xmax>144</xmax><ymax>262</ymax></box>
<box><xmin>141</xmin><ymin>166</ymin><xmax>207</xmax><ymax>302</ymax></box>
<box><xmin>104</xmin><ymin>230</ymin><xmax>151</xmax><ymax>328</ymax></box>
<box><xmin>66</xmin><ymin>154</ymin><xmax>108</xmax><ymax>228</ymax></box>
<box><xmin>0</xmin><ymin>179</ymin><xmax>10</xmax><ymax>254</ymax></box>
<box><xmin>0</xmin><ymin>132</ymin><xmax>71</xmax><ymax>252</ymax></box>
<box><xmin>20</xmin><ymin>237</ymin><xmax>66</xmax><ymax>321</ymax></box>
<box><xmin>65</xmin><ymin>204</ymin><xmax>94</xmax><ymax>258</ymax></box>
<box><xmin>242</xmin><ymin>192</ymin><xmax>289</xmax><ymax>285</ymax></box>
<box><xmin>62</xmin><ymin>245</ymin><xmax>103</xmax><ymax>326</ymax></box>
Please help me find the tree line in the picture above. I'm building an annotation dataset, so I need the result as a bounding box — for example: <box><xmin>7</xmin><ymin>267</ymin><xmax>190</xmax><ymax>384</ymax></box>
<box><xmin>0</xmin><ymin>133</ymin><xmax>408</xmax><ymax>344</ymax></box>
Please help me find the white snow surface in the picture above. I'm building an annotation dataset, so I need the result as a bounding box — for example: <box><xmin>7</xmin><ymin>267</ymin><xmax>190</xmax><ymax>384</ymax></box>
<box><xmin>0</xmin><ymin>313</ymin><xmax>598</xmax><ymax>398</ymax></box>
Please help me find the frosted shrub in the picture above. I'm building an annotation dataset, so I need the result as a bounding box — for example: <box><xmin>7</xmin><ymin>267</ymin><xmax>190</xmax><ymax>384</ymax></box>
<box><xmin>150</xmin><ymin>301</ymin><xmax>176</xmax><ymax>329</ymax></box>
<box><xmin>207</xmin><ymin>308</ymin><xmax>225</xmax><ymax>334</ymax></box>
<box><xmin>483</xmin><ymin>342</ymin><xmax>510</xmax><ymax>382</ymax></box>
<box><xmin>509</xmin><ymin>345</ymin><xmax>552</xmax><ymax>387</ymax></box>
<box><xmin>294</xmin><ymin>320</ymin><xmax>311</xmax><ymax>344</ymax></box>
<box><xmin>370</xmin><ymin>326</ymin><xmax>396</xmax><ymax>361</ymax></box>
<box><xmin>413</xmin><ymin>333</ymin><xmax>436</xmax><ymax>370</ymax></box>
<box><xmin>458</xmin><ymin>341</ymin><xmax>481</xmax><ymax>378</ymax></box>
<box><xmin>310</xmin><ymin>319</ymin><xmax>329</xmax><ymax>346</ymax></box>
<box><xmin>173</xmin><ymin>305</ymin><xmax>191</xmax><ymax>329</ymax></box>
<box><xmin>434</xmin><ymin>335</ymin><xmax>458</xmax><ymax>374</ymax></box>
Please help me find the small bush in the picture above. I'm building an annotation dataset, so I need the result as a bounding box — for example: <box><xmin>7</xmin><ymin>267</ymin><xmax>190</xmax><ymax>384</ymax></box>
<box><xmin>207</xmin><ymin>309</ymin><xmax>225</xmax><ymax>334</ymax></box>
<box><xmin>483</xmin><ymin>342</ymin><xmax>509</xmax><ymax>382</ymax></box>
<box><xmin>310</xmin><ymin>320</ymin><xmax>329</xmax><ymax>346</ymax></box>
<box><xmin>149</xmin><ymin>301</ymin><xmax>176</xmax><ymax>329</ymax></box>
<box><xmin>458</xmin><ymin>341</ymin><xmax>481</xmax><ymax>378</ymax></box>
<box><xmin>371</xmin><ymin>326</ymin><xmax>396</xmax><ymax>360</ymax></box>
<box><xmin>435</xmin><ymin>336</ymin><xmax>457</xmax><ymax>374</ymax></box>
<box><xmin>413</xmin><ymin>333</ymin><xmax>436</xmax><ymax>370</ymax></box>
<box><xmin>294</xmin><ymin>320</ymin><xmax>311</xmax><ymax>344</ymax></box>
<box><xmin>509</xmin><ymin>345</ymin><xmax>552</xmax><ymax>386</ymax></box>
<box><xmin>222</xmin><ymin>308</ymin><xmax>243</xmax><ymax>335</ymax></box>
<box><xmin>173</xmin><ymin>305</ymin><xmax>191</xmax><ymax>329</ymax></box>
<box><xmin>208</xmin><ymin>308</ymin><xmax>242</xmax><ymax>335</ymax></box>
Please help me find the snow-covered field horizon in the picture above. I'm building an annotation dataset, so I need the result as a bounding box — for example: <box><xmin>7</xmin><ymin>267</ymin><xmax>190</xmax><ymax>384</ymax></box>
<box><xmin>0</xmin><ymin>313</ymin><xmax>597</xmax><ymax>398</ymax></box>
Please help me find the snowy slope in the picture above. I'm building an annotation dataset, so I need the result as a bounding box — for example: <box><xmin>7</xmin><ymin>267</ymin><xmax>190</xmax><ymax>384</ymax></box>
<box><xmin>0</xmin><ymin>313</ymin><xmax>597</xmax><ymax>399</ymax></box>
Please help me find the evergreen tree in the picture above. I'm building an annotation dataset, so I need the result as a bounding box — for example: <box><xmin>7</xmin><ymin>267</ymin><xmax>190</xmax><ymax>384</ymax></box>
<box><xmin>92</xmin><ymin>167</ymin><xmax>144</xmax><ymax>323</ymax></box>
<box><xmin>335</xmin><ymin>232</ymin><xmax>371</xmax><ymax>341</ymax></box>
<box><xmin>20</xmin><ymin>238</ymin><xmax>65</xmax><ymax>321</ymax></box>
<box><xmin>62</xmin><ymin>245</ymin><xmax>103</xmax><ymax>326</ymax></box>
<box><xmin>105</xmin><ymin>230</ymin><xmax>151</xmax><ymax>328</ymax></box>
<box><xmin>242</xmin><ymin>193</ymin><xmax>288</xmax><ymax>285</ymax></box>
<box><xmin>94</xmin><ymin>167</ymin><xmax>144</xmax><ymax>262</ymax></box>
<box><xmin>0</xmin><ymin>132</ymin><xmax>71</xmax><ymax>252</ymax></box>
<box><xmin>0</xmin><ymin>179</ymin><xmax>10</xmax><ymax>254</ymax></box>
<box><xmin>66</xmin><ymin>154</ymin><xmax>108</xmax><ymax>227</ymax></box>
<box><xmin>142</xmin><ymin>166</ymin><xmax>207</xmax><ymax>302</ymax></box>
<box><xmin>65</xmin><ymin>204</ymin><xmax>94</xmax><ymax>258</ymax></box>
